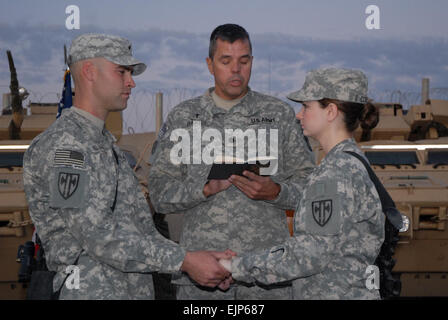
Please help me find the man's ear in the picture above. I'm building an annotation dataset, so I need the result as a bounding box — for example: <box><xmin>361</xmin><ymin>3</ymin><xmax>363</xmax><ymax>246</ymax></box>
<box><xmin>206</xmin><ymin>57</ymin><xmax>214</xmax><ymax>76</ymax></box>
<box><xmin>326</xmin><ymin>102</ymin><xmax>339</xmax><ymax>122</ymax></box>
<box><xmin>81</xmin><ymin>60</ymin><xmax>96</xmax><ymax>82</ymax></box>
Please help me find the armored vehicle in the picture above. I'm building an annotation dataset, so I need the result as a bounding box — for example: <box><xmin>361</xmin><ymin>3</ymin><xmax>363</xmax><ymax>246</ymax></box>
<box><xmin>357</xmin><ymin>98</ymin><xmax>448</xmax><ymax>297</ymax></box>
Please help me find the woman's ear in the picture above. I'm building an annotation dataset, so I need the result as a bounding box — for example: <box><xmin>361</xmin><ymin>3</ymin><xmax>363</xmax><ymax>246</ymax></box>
<box><xmin>326</xmin><ymin>102</ymin><xmax>339</xmax><ymax>122</ymax></box>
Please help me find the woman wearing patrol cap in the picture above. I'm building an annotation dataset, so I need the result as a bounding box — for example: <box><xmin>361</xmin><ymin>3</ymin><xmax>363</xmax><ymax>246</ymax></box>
<box><xmin>225</xmin><ymin>68</ymin><xmax>385</xmax><ymax>299</ymax></box>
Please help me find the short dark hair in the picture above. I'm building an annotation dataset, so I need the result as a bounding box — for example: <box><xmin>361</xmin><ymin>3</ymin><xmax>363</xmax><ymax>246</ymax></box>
<box><xmin>209</xmin><ymin>24</ymin><xmax>252</xmax><ymax>59</ymax></box>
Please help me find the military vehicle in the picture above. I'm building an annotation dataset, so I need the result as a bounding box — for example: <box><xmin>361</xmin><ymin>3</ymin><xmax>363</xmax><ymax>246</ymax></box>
<box><xmin>357</xmin><ymin>95</ymin><xmax>448</xmax><ymax>297</ymax></box>
<box><xmin>1</xmin><ymin>49</ymin><xmax>38</xmax><ymax>299</ymax></box>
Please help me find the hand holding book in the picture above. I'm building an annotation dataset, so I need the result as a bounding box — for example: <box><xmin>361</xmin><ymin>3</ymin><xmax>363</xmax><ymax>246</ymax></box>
<box><xmin>207</xmin><ymin>155</ymin><xmax>277</xmax><ymax>180</ymax></box>
<box><xmin>229</xmin><ymin>170</ymin><xmax>281</xmax><ymax>200</ymax></box>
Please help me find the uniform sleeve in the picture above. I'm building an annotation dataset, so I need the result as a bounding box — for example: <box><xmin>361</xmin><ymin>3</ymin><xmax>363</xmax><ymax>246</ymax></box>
<box><xmin>264</xmin><ymin>106</ymin><xmax>315</xmax><ymax>210</ymax></box>
<box><xmin>24</xmin><ymin>136</ymin><xmax>186</xmax><ymax>274</ymax></box>
<box><xmin>148</xmin><ymin>112</ymin><xmax>212</xmax><ymax>214</ymax></box>
<box><xmin>232</xmin><ymin>179</ymin><xmax>346</xmax><ymax>284</ymax></box>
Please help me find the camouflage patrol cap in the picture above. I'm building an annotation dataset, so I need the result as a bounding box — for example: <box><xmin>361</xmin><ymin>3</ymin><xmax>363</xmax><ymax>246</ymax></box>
<box><xmin>68</xmin><ymin>33</ymin><xmax>147</xmax><ymax>75</ymax></box>
<box><xmin>287</xmin><ymin>68</ymin><xmax>368</xmax><ymax>104</ymax></box>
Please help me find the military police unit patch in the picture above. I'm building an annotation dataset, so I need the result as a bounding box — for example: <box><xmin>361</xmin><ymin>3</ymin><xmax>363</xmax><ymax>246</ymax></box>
<box><xmin>312</xmin><ymin>199</ymin><xmax>333</xmax><ymax>227</ymax></box>
<box><xmin>50</xmin><ymin>166</ymin><xmax>86</xmax><ymax>208</ymax></box>
<box><xmin>58</xmin><ymin>172</ymin><xmax>80</xmax><ymax>199</ymax></box>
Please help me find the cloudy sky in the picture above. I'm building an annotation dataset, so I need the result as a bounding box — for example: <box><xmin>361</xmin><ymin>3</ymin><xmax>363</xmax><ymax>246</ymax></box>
<box><xmin>1</xmin><ymin>0</ymin><xmax>448</xmax><ymax>131</ymax></box>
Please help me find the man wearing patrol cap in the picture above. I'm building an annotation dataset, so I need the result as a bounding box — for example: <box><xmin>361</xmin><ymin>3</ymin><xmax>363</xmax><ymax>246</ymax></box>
<box><xmin>67</xmin><ymin>33</ymin><xmax>147</xmax><ymax>75</ymax></box>
<box><xmin>23</xmin><ymin>33</ymin><xmax>232</xmax><ymax>299</ymax></box>
<box><xmin>224</xmin><ymin>67</ymin><xmax>385</xmax><ymax>299</ymax></box>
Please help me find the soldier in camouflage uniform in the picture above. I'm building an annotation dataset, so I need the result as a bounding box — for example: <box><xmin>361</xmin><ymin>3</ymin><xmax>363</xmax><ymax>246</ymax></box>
<box><xmin>227</xmin><ymin>68</ymin><xmax>385</xmax><ymax>299</ymax></box>
<box><xmin>148</xmin><ymin>24</ymin><xmax>315</xmax><ymax>299</ymax></box>
<box><xmin>23</xmin><ymin>33</ymin><xmax>231</xmax><ymax>299</ymax></box>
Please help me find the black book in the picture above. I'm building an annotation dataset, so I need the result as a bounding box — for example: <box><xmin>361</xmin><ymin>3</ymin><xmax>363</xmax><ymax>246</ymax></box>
<box><xmin>207</xmin><ymin>155</ymin><xmax>277</xmax><ymax>180</ymax></box>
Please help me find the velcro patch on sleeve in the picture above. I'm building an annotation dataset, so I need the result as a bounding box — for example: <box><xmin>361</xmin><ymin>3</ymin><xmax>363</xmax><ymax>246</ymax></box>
<box><xmin>50</xmin><ymin>167</ymin><xmax>87</xmax><ymax>208</ymax></box>
<box><xmin>305</xmin><ymin>180</ymin><xmax>341</xmax><ymax>236</ymax></box>
<box><xmin>54</xmin><ymin>149</ymin><xmax>85</xmax><ymax>168</ymax></box>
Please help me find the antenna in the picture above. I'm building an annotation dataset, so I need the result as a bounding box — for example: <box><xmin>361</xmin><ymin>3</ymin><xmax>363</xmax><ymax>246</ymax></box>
<box><xmin>64</xmin><ymin>44</ymin><xmax>68</xmax><ymax>69</ymax></box>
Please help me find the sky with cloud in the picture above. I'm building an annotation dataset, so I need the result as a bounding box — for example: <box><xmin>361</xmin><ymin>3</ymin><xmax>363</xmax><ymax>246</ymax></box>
<box><xmin>1</xmin><ymin>0</ymin><xmax>448</xmax><ymax>131</ymax></box>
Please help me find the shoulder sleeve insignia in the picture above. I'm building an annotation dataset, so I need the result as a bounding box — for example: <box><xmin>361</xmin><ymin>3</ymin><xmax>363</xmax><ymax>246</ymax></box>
<box><xmin>54</xmin><ymin>149</ymin><xmax>85</xmax><ymax>168</ymax></box>
<box><xmin>305</xmin><ymin>180</ymin><xmax>341</xmax><ymax>236</ymax></box>
<box><xmin>312</xmin><ymin>199</ymin><xmax>333</xmax><ymax>227</ymax></box>
<box><xmin>58</xmin><ymin>172</ymin><xmax>80</xmax><ymax>199</ymax></box>
<box><xmin>50</xmin><ymin>167</ymin><xmax>87</xmax><ymax>208</ymax></box>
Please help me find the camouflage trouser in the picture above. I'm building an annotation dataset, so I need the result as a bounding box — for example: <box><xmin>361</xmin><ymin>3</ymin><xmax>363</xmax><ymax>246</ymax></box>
<box><xmin>176</xmin><ymin>283</ymin><xmax>292</xmax><ymax>300</ymax></box>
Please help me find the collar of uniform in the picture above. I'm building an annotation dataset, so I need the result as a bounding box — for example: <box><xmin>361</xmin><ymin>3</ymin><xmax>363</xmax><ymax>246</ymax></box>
<box><xmin>201</xmin><ymin>88</ymin><xmax>226</xmax><ymax>116</ymax></box>
<box><xmin>201</xmin><ymin>87</ymin><xmax>258</xmax><ymax>116</ymax></box>
<box><xmin>211</xmin><ymin>89</ymin><xmax>246</xmax><ymax>111</ymax></box>
<box><xmin>325</xmin><ymin>138</ymin><xmax>358</xmax><ymax>160</ymax></box>
<box><xmin>72</xmin><ymin>106</ymin><xmax>105</xmax><ymax>130</ymax></box>
<box><xmin>63</xmin><ymin>107</ymin><xmax>115</xmax><ymax>144</ymax></box>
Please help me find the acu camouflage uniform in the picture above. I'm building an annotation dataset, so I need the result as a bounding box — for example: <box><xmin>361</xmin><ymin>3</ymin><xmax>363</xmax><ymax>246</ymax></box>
<box><xmin>232</xmin><ymin>68</ymin><xmax>385</xmax><ymax>299</ymax></box>
<box><xmin>23</xmin><ymin>107</ymin><xmax>186</xmax><ymax>299</ymax></box>
<box><xmin>231</xmin><ymin>139</ymin><xmax>385</xmax><ymax>299</ymax></box>
<box><xmin>149</xmin><ymin>88</ymin><xmax>315</xmax><ymax>299</ymax></box>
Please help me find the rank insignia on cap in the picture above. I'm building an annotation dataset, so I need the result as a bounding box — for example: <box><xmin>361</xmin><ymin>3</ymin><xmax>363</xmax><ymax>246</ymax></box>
<box><xmin>54</xmin><ymin>149</ymin><xmax>85</xmax><ymax>168</ymax></box>
<box><xmin>312</xmin><ymin>199</ymin><xmax>333</xmax><ymax>227</ymax></box>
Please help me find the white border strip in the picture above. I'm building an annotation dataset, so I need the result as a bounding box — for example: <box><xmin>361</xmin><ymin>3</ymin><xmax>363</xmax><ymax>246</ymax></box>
<box><xmin>0</xmin><ymin>145</ymin><xmax>30</xmax><ymax>150</ymax></box>
<box><xmin>361</xmin><ymin>144</ymin><xmax>448</xmax><ymax>151</ymax></box>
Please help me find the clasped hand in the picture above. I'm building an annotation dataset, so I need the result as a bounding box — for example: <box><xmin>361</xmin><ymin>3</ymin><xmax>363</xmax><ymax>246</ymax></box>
<box><xmin>181</xmin><ymin>249</ymin><xmax>237</xmax><ymax>291</ymax></box>
<box><xmin>197</xmin><ymin>171</ymin><xmax>279</xmax><ymax>290</ymax></box>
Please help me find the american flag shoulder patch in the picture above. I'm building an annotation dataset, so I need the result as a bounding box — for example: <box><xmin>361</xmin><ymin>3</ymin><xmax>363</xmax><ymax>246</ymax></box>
<box><xmin>54</xmin><ymin>149</ymin><xmax>85</xmax><ymax>168</ymax></box>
